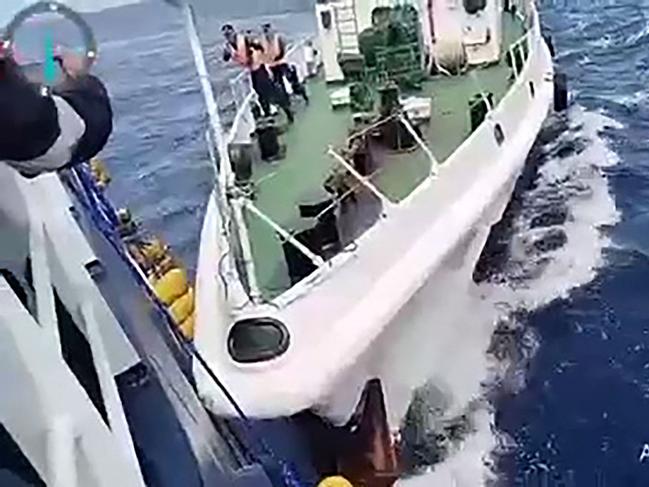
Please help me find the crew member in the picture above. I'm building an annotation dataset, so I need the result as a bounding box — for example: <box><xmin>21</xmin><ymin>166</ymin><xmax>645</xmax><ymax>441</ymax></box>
<box><xmin>261</xmin><ymin>23</ymin><xmax>309</xmax><ymax>104</ymax></box>
<box><xmin>222</xmin><ymin>23</ymin><xmax>249</xmax><ymax>67</ymax></box>
<box><xmin>222</xmin><ymin>24</ymin><xmax>294</xmax><ymax>123</ymax></box>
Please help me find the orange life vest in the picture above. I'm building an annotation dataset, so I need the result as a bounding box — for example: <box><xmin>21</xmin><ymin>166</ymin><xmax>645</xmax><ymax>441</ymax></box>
<box><xmin>231</xmin><ymin>34</ymin><xmax>249</xmax><ymax>67</ymax></box>
<box><xmin>249</xmin><ymin>46</ymin><xmax>267</xmax><ymax>72</ymax></box>
<box><xmin>262</xmin><ymin>34</ymin><xmax>284</xmax><ymax>66</ymax></box>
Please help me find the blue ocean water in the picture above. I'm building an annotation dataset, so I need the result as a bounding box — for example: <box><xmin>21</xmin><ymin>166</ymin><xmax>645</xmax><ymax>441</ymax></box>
<box><xmin>49</xmin><ymin>0</ymin><xmax>649</xmax><ymax>485</ymax></box>
<box><xmin>493</xmin><ymin>2</ymin><xmax>649</xmax><ymax>486</ymax></box>
<box><xmin>86</xmin><ymin>1</ymin><xmax>315</xmax><ymax>272</ymax></box>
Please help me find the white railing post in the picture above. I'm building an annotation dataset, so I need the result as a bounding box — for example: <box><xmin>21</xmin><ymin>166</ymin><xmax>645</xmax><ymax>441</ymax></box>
<box><xmin>0</xmin><ymin>272</ymin><xmax>144</xmax><ymax>487</ymax></box>
<box><xmin>26</xmin><ymin>183</ymin><xmax>60</xmax><ymax>350</ymax></box>
<box><xmin>78</xmin><ymin>300</ymin><xmax>145</xmax><ymax>485</ymax></box>
<box><xmin>229</xmin><ymin>79</ymin><xmax>239</xmax><ymax>109</ymax></box>
<box><xmin>510</xmin><ymin>45</ymin><xmax>519</xmax><ymax>79</ymax></box>
<box><xmin>182</xmin><ymin>3</ymin><xmax>233</xmax><ymax>186</ymax></box>
<box><xmin>47</xmin><ymin>415</ymin><xmax>78</xmax><ymax>487</ymax></box>
<box><xmin>231</xmin><ymin>198</ymin><xmax>263</xmax><ymax>303</ymax></box>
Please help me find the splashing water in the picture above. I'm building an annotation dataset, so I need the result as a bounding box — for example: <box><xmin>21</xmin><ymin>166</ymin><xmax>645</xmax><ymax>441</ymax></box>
<box><xmin>396</xmin><ymin>106</ymin><xmax>621</xmax><ymax>486</ymax></box>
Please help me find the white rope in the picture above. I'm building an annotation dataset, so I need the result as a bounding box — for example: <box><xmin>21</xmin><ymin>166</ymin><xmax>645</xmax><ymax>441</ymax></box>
<box><xmin>398</xmin><ymin>115</ymin><xmax>439</xmax><ymax>177</ymax></box>
<box><xmin>327</xmin><ymin>147</ymin><xmax>393</xmax><ymax>207</ymax></box>
<box><xmin>242</xmin><ymin>200</ymin><xmax>325</xmax><ymax>267</ymax></box>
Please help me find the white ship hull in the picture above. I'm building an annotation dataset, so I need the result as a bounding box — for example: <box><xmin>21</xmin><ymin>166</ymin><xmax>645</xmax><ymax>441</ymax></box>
<box><xmin>193</xmin><ymin>1</ymin><xmax>555</xmax><ymax>425</ymax></box>
<box><xmin>318</xmin><ymin>174</ymin><xmax>519</xmax><ymax>424</ymax></box>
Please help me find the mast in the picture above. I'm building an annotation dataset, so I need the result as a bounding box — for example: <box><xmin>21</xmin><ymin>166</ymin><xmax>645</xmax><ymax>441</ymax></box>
<box><xmin>180</xmin><ymin>1</ymin><xmax>262</xmax><ymax>303</ymax></box>
<box><xmin>180</xmin><ymin>2</ymin><xmax>232</xmax><ymax>187</ymax></box>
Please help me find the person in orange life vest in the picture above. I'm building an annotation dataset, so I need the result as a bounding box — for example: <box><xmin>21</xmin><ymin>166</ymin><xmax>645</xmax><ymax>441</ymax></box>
<box><xmin>221</xmin><ymin>24</ymin><xmax>293</xmax><ymax>123</ymax></box>
<box><xmin>261</xmin><ymin>23</ymin><xmax>309</xmax><ymax>104</ymax></box>
<box><xmin>221</xmin><ymin>24</ymin><xmax>249</xmax><ymax>66</ymax></box>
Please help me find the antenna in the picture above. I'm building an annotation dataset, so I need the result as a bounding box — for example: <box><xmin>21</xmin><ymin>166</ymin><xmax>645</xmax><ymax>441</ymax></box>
<box><xmin>44</xmin><ymin>29</ymin><xmax>56</xmax><ymax>85</ymax></box>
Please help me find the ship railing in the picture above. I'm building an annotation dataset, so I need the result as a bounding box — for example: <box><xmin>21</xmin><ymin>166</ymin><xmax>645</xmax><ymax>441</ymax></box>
<box><xmin>213</xmin><ymin>37</ymin><xmax>315</xmax><ymax>300</ymax></box>
<box><xmin>326</xmin><ymin>113</ymin><xmax>438</xmax><ymax>205</ymax></box>
<box><xmin>221</xmin><ymin>2</ymin><xmax>542</xmax><ymax>299</ymax></box>
<box><xmin>226</xmin><ymin>36</ymin><xmax>311</xmax><ymax>145</ymax></box>
<box><xmin>0</xmin><ymin>178</ymin><xmax>145</xmax><ymax>487</ymax></box>
<box><xmin>510</xmin><ymin>0</ymin><xmax>540</xmax><ymax>81</ymax></box>
<box><xmin>179</xmin><ymin>4</ymin><xmax>261</xmax><ymax>300</ymax></box>
<box><xmin>469</xmin><ymin>0</ymin><xmax>537</xmax><ymax>120</ymax></box>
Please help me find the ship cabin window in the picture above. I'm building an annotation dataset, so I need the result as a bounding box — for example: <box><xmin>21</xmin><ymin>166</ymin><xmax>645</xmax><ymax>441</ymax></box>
<box><xmin>228</xmin><ymin>317</ymin><xmax>290</xmax><ymax>364</ymax></box>
<box><xmin>529</xmin><ymin>81</ymin><xmax>536</xmax><ymax>98</ymax></box>
<box><xmin>494</xmin><ymin>123</ymin><xmax>505</xmax><ymax>146</ymax></box>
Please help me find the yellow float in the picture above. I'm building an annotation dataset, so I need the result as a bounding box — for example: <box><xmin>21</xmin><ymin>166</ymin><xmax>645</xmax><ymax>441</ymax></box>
<box><xmin>317</xmin><ymin>477</ymin><xmax>353</xmax><ymax>487</ymax></box>
<box><xmin>152</xmin><ymin>267</ymin><xmax>189</xmax><ymax>305</ymax></box>
<box><xmin>87</xmin><ymin>161</ymin><xmax>196</xmax><ymax>341</ymax></box>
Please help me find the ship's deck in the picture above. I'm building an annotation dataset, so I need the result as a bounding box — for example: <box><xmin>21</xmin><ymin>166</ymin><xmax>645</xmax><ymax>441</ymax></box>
<box><xmin>242</xmin><ymin>11</ymin><xmax>526</xmax><ymax>299</ymax></box>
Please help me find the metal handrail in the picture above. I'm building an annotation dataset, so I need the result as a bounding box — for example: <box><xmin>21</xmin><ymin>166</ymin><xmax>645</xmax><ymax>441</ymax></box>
<box><xmin>216</xmin><ymin>38</ymin><xmax>312</xmax><ymax>298</ymax></box>
<box><xmin>17</xmin><ymin>182</ymin><xmax>146</xmax><ymax>486</ymax></box>
<box><xmin>26</xmin><ymin>184</ymin><xmax>60</xmax><ymax>349</ymax></box>
<box><xmin>226</xmin><ymin>37</ymin><xmax>310</xmax><ymax>143</ymax></box>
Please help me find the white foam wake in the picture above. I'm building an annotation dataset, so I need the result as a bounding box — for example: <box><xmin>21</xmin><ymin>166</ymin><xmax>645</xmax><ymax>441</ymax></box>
<box><xmin>397</xmin><ymin>106</ymin><xmax>621</xmax><ymax>486</ymax></box>
<box><xmin>502</xmin><ymin>106</ymin><xmax>621</xmax><ymax>309</ymax></box>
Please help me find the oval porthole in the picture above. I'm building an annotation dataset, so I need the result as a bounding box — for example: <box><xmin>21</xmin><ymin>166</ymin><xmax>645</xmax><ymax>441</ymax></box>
<box><xmin>228</xmin><ymin>317</ymin><xmax>290</xmax><ymax>364</ymax></box>
<box><xmin>529</xmin><ymin>81</ymin><xmax>536</xmax><ymax>98</ymax></box>
<box><xmin>494</xmin><ymin>123</ymin><xmax>505</xmax><ymax>146</ymax></box>
<box><xmin>463</xmin><ymin>0</ymin><xmax>487</xmax><ymax>15</ymax></box>
<box><xmin>321</xmin><ymin>10</ymin><xmax>332</xmax><ymax>30</ymax></box>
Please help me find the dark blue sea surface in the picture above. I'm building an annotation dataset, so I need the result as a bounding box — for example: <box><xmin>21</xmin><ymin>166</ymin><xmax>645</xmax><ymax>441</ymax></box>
<box><xmin>493</xmin><ymin>2</ymin><xmax>649</xmax><ymax>486</ymax></box>
<box><xmin>55</xmin><ymin>0</ymin><xmax>649</xmax><ymax>485</ymax></box>
<box><xmin>87</xmin><ymin>1</ymin><xmax>314</xmax><ymax>272</ymax></box>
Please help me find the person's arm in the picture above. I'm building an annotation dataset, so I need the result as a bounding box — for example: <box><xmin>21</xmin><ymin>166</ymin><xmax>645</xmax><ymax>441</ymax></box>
<box><xmin>223</xmin><ymin>43</ymin><xmax>233</xmax><ymax>62</ymax></box>
<box><xmin>52</xmin><ymin>53</ymin><xmax>113</xmax><ymax>166</ymax></box>
<box><xmin>0</xmin><ymin>56</ymin><xmax>80</xmax><ymax>177</ymax></box>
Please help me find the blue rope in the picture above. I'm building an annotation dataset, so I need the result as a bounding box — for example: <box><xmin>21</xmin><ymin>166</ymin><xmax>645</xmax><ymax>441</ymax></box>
<box><xmin>74</xmin><ymin>165</ymin><xmax>120</xmax><ymax>228</ymax></box>
<box><xmin>66</xmin><ymin>165</ymin><xmax>308</xmax><ymax>487</ymax></box>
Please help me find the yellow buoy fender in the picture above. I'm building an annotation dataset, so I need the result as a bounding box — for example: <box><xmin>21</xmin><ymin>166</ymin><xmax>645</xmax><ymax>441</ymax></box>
<box><xmin>317</xmin><ymin>477</ymin><xmax>353</xmax><ymax>487</ymax></box>
<box><xmin>152</xmin><ymin>268</ymin><xmax>188</xmax><ymax>305</ymax></box>
<box><xmin>170</xmin><ymin>288</ymin><xmax>194</xmax><ymax>324</ymax></box>
<box><xmin>179</xmin><ymin>314</ymin><xmax>195</xmax><ymax>340</ymax></box>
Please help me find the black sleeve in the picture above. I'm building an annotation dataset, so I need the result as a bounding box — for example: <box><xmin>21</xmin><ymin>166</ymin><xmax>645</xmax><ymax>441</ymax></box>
<box><xmin>53</xmin><ymin>74</ymin><xmax>113</xmax><ymax>164</ymax></box>
<box><xmin>223</xmin><ymin>43</ymin><xmax>233</xmax><ymax>62</ymax></box>
<box><xmin>0</xmin><ymin>63</ymin><xmax>61</xmax><ymax>162</ymax></box>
